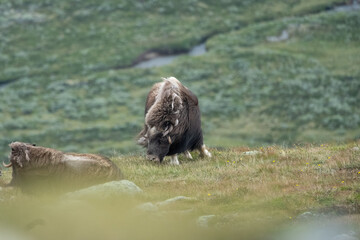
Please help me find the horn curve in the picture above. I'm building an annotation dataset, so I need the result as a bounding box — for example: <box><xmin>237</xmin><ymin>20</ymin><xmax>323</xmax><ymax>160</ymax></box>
<box><xmin>163</xmin><ymin>125</ymin><xmax>173</xmax><ymax>136</ymax></box>
<box><xmin>2</xmin><ymin>161</ymin><xmax>12</xmax><ymax>168</ymax></box>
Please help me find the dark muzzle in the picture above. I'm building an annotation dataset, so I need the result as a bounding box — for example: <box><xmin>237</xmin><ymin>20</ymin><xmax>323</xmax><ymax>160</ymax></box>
<box><xmin>146</xmin><ymin>154</ymin><xmax>160</xmax><ymax>162</ymax></box>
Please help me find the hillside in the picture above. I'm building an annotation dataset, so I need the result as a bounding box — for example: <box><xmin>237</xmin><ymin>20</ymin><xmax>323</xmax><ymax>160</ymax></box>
<box><xmin>1</xmin><ymin>0</ymin><xmax>359</xmax><ymax>158</ymax></box>
<box><xmin>0</xmin><ymin>144</ymin><xmax>359</xmax><ymax>239</ymax></box>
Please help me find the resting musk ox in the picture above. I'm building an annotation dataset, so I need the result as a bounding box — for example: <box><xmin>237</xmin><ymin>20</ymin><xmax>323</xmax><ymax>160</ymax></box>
<box><xmin>137</xmin><ymin>77</ymin><xmax>211</xmax><ymax>165</ymax></box>
<box><xmin>2</xmin><ymin>142</ymin><xmax>122</xmax><ymax>192</ymax></box>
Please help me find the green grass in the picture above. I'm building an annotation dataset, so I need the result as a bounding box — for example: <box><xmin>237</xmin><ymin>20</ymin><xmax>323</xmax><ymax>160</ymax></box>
<box><xmin>1</xmin><ymin>0</ymin><xmax>359</xmax><ymax>158</ymax></box>
<box><xmin>1</xmin><ymin>1</ymin><xmax>359</xmax><ymax>239</ymax></box>
<box><xmin>0</xmin><ymin>143</ymin><xmax>359</xmax><ymax>239</ymax></box>
<box><xmin>0</xmin><ymin>0</ymin><xmax>346</xmax><ymax>83</ymax></box>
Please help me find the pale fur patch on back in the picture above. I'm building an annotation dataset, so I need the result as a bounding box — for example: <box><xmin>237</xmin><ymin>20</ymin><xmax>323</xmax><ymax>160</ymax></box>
<box><xmin>63</xmin><ymin>155</ymin><xmax>96</xmax><ymax>162</ymax></box>
<box><xmin>63</xmin><ymin>154</ymin><xmax>98</xmax><ymax>171</ymax></box>
<box><xmin>155</xmin><ymin>81</ymin><xmax>167</xmax><ymax>101</ymax></box>
<box><xmin>145</xmin><ymin>77</ymin><xmax>183</xmax><ymax>130</ymax></box>
<box><xmin>145</xmin><ymin>81</ymin><xmax>165</xmax><ymax>125</ymax></box>
<box><xmin>163</xmin><ymin>76</ymin><xmax>181</xmax><ymax>89</ymax></box>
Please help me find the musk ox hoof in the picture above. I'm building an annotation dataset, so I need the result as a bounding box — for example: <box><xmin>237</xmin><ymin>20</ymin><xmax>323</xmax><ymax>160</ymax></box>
<box><xmin>204</xmin><ymin>149</ymin><xmax>212</xmax><ymax>158</ymax></box>
<box><xmin>184</xmin><ymin>151</ymin><xmax>193</xmax><ymax>159</ymax></box>
<box><xmin>169</xmin><ymin>155</ymin><xmax>180</xmax><ymax>165</ymax></box>
<box><xmin>200</xmin><ymin>145</ymin><xmax>212</xmax><ymax>158</ymax></box>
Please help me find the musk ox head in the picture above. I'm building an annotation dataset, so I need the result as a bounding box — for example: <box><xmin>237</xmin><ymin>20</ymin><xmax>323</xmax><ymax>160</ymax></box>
<box><xmin>3</xmin><ymin>142</ymin><xmax>36</xmax><ymax>169</ymax></box>
<box><xmin>145</xmin><ymin>126</ymin><xmax>174</xmax><ymax>162</ymax></box>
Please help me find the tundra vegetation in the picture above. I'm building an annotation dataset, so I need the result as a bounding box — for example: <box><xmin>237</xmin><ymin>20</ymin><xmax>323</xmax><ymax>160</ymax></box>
<box><xmin>0</xmin><ymin>0</ymin><xmax>358</xmax><ymax>157</ymax></box>
<box><xmin>0</xmin><ymin>143</ymin><xmax>359</xmax><ymax>239</ymax></box>
<box><xmin>0</xmin><ymin>0</ymin><xmax>360</xmax><ymax>238</ymax></box>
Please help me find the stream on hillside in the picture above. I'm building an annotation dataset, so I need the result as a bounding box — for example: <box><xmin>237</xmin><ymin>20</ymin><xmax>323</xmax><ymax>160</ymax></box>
<box><xmin>133</xmin><ymin>43</ymin><xmax>206</xmax><ymax>68</ymax></box>
<box><xmin>1</xmin><ymin>1</ymin><xmax>358</xmax><ymax>89</ymax></box>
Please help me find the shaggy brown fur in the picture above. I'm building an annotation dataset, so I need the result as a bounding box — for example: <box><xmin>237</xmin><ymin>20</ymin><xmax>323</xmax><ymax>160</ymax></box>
<box><xmin>137</xmin><ymin>77</ymin><xmax>211</xmax><ymax>163</ymax></box>
<box><xmin>138</xmin><ymin>78</ymin><xmax>199</xmax><ymax>143</ymax></box>
<box><xmin>3</xmin><ymin>142</ymin><xmax>122</xmax><ymax>192</ymax></box>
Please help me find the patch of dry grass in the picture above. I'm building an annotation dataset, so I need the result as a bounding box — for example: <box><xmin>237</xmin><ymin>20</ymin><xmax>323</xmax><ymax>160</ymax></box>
<box><xmin>104</xmin><ymin>142</ymin><xmax>360</xmax><ymax>227</ymax></box>
<box><xmin>0</xmin><ymin>142</ymin><xmax>359</xmax><ymax>239</ymax></box>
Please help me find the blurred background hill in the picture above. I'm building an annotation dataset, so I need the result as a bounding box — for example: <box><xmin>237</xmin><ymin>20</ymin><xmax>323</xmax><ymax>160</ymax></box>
<box><xmin>0</xmin><ymin>0</ymin><xmax>359</xmax><ymax>158</ymax></box>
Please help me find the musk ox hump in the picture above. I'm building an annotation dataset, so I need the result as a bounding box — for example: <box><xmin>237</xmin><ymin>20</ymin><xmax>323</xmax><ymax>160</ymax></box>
<box><xmin>164</xmin><ymin>76</ymin><xmax>198</xmax><ymax>106</ymax></box>
<box><xmin>144</xmin><ymin>78</ymin><xmax>183</xmax><ymax>134</ymax></box>
<box><xmin>144</xmin><ymin>82</ymin><xmax>163</xmax><ymax>116</ymax></box>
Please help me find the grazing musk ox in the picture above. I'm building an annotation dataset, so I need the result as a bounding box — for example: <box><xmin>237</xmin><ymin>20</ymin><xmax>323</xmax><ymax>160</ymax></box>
<box><xmin>2</xmin><ymin>142</ymin><xmax>122</xmax><ymax>191</ymax></box>
<box><xmin>137</xmin><ymin>77</ymin><xmax>211</xmax><ymax>165</ymax></box>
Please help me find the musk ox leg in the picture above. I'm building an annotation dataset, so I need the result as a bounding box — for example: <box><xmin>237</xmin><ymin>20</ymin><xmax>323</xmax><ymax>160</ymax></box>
<box><xmin>169</xmin><ymin>155</ymin><xmax>180</xmax><ymax>165</ymax></box>
<box><xmin>199</xmin><ymin>145</ymin><xmax>212</xmax><ymax>158</ymax></box>
<box><xmin>184</xmin><ymin>151</ymin><xmax>193</xmax><ymax>159</ymax></box>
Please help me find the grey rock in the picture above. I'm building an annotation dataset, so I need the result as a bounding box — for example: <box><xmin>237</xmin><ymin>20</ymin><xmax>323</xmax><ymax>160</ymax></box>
<box><xmin>332</xmin><ymin>233</ymin><xmax>358</xmax><ymax>240</ymax></box>
<box><xmin>0</xmin><ymin>228</ymin><xmax>32</xmax><ymax>240</ymax></box>
<box><xmin>156</xmin><ymin>196</ymin><xmax>195</xmax><ymax>207</ymax></box>
<box><xmin>137</xmin><ymin>202</ymin><xmax>159</xmax><ymax>212</ymax></box>
<box><xmin>296</xmin><ymin>212</ymin><xmax>317</xmax><ymax>220</ymax></box>
<box><xmin>64</xmin><ymin>180</ymin><xmax>142</xmax><ymax>199</ymax></box>
<box><xmin>242</xmin><ymin>150</ymin><xmax>262</xmax><ymax>156</ymax></box>
<box><xmin>197</xmin><ymin>215</ymin><xmax>216</xmax><ymax>228</ymax></box>
<box><xmin>137</xmin><ymin>196</ymin><xmax>195</xmax><ymax>213</ymax></box>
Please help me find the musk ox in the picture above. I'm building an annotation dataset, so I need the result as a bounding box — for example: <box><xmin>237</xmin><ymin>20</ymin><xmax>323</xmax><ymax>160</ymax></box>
<box><xmin>2</xmin><ymin>142</ymin><xmax>122</xmax><ymax>192</ymax></box>
<box><xmin>137</xmin><ymin>77</ymin><xmax>211</xmax><ymax>165</ymax></box>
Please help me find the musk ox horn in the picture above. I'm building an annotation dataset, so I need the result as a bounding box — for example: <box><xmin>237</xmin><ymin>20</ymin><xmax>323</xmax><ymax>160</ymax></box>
<box><xmin>3</xmin><ymin>161</ymin><xmax>12</xmax><ymax>168</ymax></box>
<box><xmin>137</xmin><ymin>136</ymin><xmax>148</xmax><ymax>147</ymax></box>
<box><xmin>163</xmin><ymin>125</ymin><xmax>173</xmax><ymax>136</ymax></box>
<box><xmin>168</xmin><ymin>136</ymin><xmax>172</xmax><ymax>144</ymax></box>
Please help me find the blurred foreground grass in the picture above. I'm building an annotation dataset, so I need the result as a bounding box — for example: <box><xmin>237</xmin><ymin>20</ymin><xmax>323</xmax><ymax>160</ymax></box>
<box><xmin>0</xmin><ymin>143</ymin><xmax>359</xmax><ymax>239</ymax></box>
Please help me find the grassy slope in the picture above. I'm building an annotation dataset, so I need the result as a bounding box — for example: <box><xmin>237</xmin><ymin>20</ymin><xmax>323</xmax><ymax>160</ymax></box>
<box><xmin>0</xmin><ymin>144</ymin><xmax>359</xmax><ymax>239</ymax></box>
<box><xmin>1</xmin><ymin>0</ymin><xmax>359</xmax><ymax>159</ymax></box>
<box><xmin>205</xmin><ymin>10</ymin><xmax>360</xmax><ymax>145</ymax></box>
<box><xmin>0</xmin><ymin>0</ymin><xmax>345</xmax><ymax>83</ymax></box>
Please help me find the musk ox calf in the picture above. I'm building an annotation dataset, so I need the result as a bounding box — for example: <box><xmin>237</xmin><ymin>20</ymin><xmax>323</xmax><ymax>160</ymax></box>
<box><xmin>137</xmin><ymin>77</ymin><xmax>211</xmax><ymax>165</ymax></box>
<box><xmin>2</xmin><ymin>142</ymin><xmax>122</xmax><ymax>192</ymax></box>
